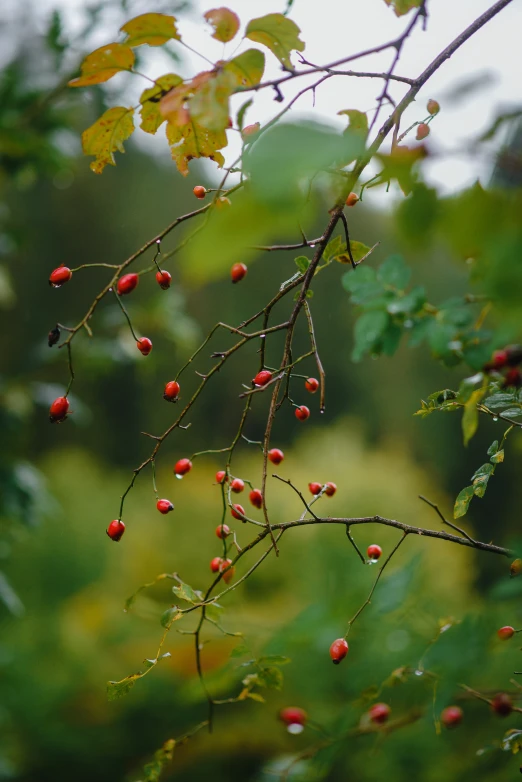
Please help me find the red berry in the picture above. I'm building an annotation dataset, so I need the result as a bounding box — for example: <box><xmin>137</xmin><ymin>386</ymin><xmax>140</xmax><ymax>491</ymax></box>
<box><xmin>324</xmin><ymin>482</ymin><xmax>336</xmax><ymax>497</ymax></box>
<box><xmin>367</xmin><ymin>544</ymin><xmax>382</xmax><ymax>561</ymax></box>
<box><xmin>193</xmin><ymin>185</ymin><xmax>206</xmax><ymax>199</ymax></box>
<box><xmin>231</xmin><ymin>478</ymin><xmax>245</xmax><ymax>493</ymax></box>
<box><xmin>249</xmin><ymin>489</ymin><xmax>263</xmax><ymax>509</ymax></box>
<box><xmin>216</xmin><ymin>524</ymin><xmax>230</xmax><ymax>539</ymax></box>
<box><xmin>220</xmin><ymin>558</ymin><xmax>235</xmax><ymax>584</ymax></box>
<box><xmin>253</xmin><ymin>370</ymin><xmax>272</xmax><ymax>387</ymax></box>
<box><xmin>241</xmin><ymin>122</ymin><xmax>260</xmax><ymax>140</ymax></box>
<box><xmin>156</xmin><ymin>270</ymin><xmax>172</xmax><ymax>290</ymax></box>
<box><xmin>492</xmin><ymin>693</ymin><xmax>513</xmax><ymax>717</ymax></box>
<box><xmin>279</xmin><ymin>707</ymin><xmax>307</xmax><ymax>730</ymax></box>
<box><xmin>174</xmin><ymin>458</ymin><xmax>192</xmax><ymax>476</ymax></box>
<box><xmin>231</xmin><ymin>503</ymin><xmax>245</xmax><ymax>520</ymax></box>
<box><xmin>137</xmin><ymin>337</ymin><xmax>153</xmax><ymax>356</ymax></box>
<box><xmin>107</xmin><ymin>519</ymin><xmax>125</xmax><ymax>542</ymax></box>
<box><xmin>156</xmin><ymin>499</ymin><xmax>174</xmax><ymax>514</ymax></box>
<box><xmin>308</xmin><ymin>482</ymin><xmax>322</xmax><ymax>496</ymax></box>
<box><xmin>416</xmin><ymin>123</ymin><xmax>430</xmax><ymax>140</ymax></box>
<box><xmin>210</xmin><ymin>556</ymin><xmax>222</xmax><ymax>572</ymax></box>
<box><xmin>345</xmin><ymin>192</ymin><xmax>359</xmax><ymax>207</ymax></box>
<box><xmin>441</xmin><ymin>706</ymin><xmax>463</xmax><ymax>728</ymax></box>
<box><xmin>49</xmin><ymin>265</ymin><xmax>72</xmax><ymax>288</ymax></box>
<box><xmin>231</xmin><ymin>263</ymin><xmax>247</xmax><ymax>283</ymax></box>
<box><xmin>492</xmin><ymin>349</ymin><xmax>509</xmax><ymax>369</ymax></box>
<box><xmin>163</xmin><ymin>380</ymin><xmax>180</xmax><ymax>401</ymax></box>
<box><xmin>117</xmin><ymin>273</ymin><xmax>139</xmax><ymax>295</ymax></box>
<box><xmin>427</xmin><ymin>99</ymin><xmax>440</xmax><ymax>115</ymax></box>
<box><xmin>305</xmin><ymin>377</ymin><xmax>319</xmax><ymax>393</ymax></box>
<box><xmin>369</xmin><ymin>703</ymin><xmax>391</xmax><ymax>724</ymax></box>
<box><xmin>330</xmin><ymin>638</ymin><xmax>349</xmax><ymax>664</ymax></box>
<box><xmin>49</xmin><ymin>396</ymin><xmax>69</xmax><ymax>423</ymax></box>
<box><xmin>268</xmin><ymin>448</ymin><xmax>284</xmax><ymax>465</ymax></box>
<box><xmin>498</xmin><ymin>625</ymin><xmax>515</xmax><ymax>640</ymax></box>
<box><xmin>295</xmin><ymin>405</ymin><xmax>310</xmax><ymax>421</ymax></box>
<box><xmin>504</xmin><ymin>368</ymin><xmax>522</xmax><ymax>388</ymax></box>
<box><xmin>216</xmin><ymin>470</ymin><xmax>228</xmax><ymax>484</ymax></box>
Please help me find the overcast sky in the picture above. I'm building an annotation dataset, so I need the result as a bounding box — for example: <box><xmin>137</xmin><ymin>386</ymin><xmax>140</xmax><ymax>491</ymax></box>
<box><xmin>11</xmin><ymin>0</ymin><xmax>522</xmax><ymax>202</ymax></box>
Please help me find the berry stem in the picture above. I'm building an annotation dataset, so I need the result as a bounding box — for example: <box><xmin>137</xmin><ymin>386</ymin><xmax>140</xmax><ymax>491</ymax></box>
<box><xmin>111</xmin><ymin>287</ymin><xmax>140</xmax><ymax>342</ymax></box>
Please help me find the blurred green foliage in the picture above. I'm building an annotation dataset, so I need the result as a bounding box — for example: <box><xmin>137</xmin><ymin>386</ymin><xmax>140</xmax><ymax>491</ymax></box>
<box><xmin>2</xmin><ymin>3</ymin><xmax>522</xmax><ymax>781</ymax></box>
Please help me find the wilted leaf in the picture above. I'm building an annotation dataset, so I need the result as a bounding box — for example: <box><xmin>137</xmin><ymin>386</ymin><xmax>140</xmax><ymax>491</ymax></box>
<box><xmin>107</xmin><ymin>653</ymin><xmax>171</xmax><ymax>701</ymax></box>
<box><xmin>143</xmin><ymin>738</ymin><xmax>176</xmax><ymax>782</ymax></box>
<box><xmin>204</xmin><ymin>8</ymin><xmax>240</xmax><ymax>42</ymax></box>
<box><xmin>68</xmin><ymin>43</ymin><xmax>134</xmax><ymax>87</ymax></box>
<box><xmin>140</xmin><ymin>74</ymin><xmax>183</xmax><ymax>134</ymax></box>
<box><xmin>225</xmin><ymin>49</ymin><xmax>265</xmax><ymax>88</ymax></box>
<box><xmin>81</xmin><ymin>107</ymin><xmax>135</xmax><ymax>174</ymax></box>
<box><xmin>454</xmin><ymin>485</ymin><xmax>474</xmax><ymax>519</ymax></box>
<box><xmin>121</xmin><ymin>13</ymin><xmax>181</xmax><ymax>47</ymax></box>
<box><xmin>335</xmin><ymin>241</ymin><xmax>372</xmax><ymax>265</ymax></box>
<box><xmin>189</xmin><ymin>69</ymin><xmax>238</xmax><ymax>132</ymax></box>
<box><xmin>245</xmin><ymin>13</ymin><xmax>305</xmax><ymax>68</ymax></box>
<box><xmin>166</xmin><ymin>118</ymin><xmax>226</xmax><ymax>176</ymax></box>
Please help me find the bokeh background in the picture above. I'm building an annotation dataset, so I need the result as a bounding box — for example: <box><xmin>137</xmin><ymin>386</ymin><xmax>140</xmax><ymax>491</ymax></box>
<box><xmin>2</xmin><ymin>1</ymin><xmax>522</xmax><ymax>780</ymax></box>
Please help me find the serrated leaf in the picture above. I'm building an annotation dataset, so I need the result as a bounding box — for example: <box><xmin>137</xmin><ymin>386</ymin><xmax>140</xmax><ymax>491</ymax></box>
<box><xmin>378</xmin><ymin>255</ymin><xmax>411</xmax><ymax>290</ymax></box>
<box><xmin>225</xmin><ymin>49</ymin><xmax>265</xmax><ymax>88</ymax></box>
<box><xmin>166</xmin><ymin>118</ymin><xmax>226</xmax><ymax>176</ymax></box>
<box><xmin>352</xmin><ymin>309</ymin><xmax>389</xmax><ymax>362</ymax></box>
<box><xmin>335</xmin><ymin>241</ymin><xmax>372</xmax><ymax>265</ymax></box>
<box><xmin>258</xmin><ymin>666</ymin><xmax>284</xmax><ymax>689</ymax></box>
<box><xmin>81</xmin><ymin>107</ymin><xmax>135</xmax><ymax>174</ymax></box>
<box><xmin>454</xmin><ymin>485</ymin><xmax>474</xmax><ymax>519</ymax></box>
<box><xmin>386</xmin><ymin>286</ymin><xmax>426</xmax><ymax>315</ymax></box>
<box><xmin>160</xmin><ymin>606</ymin><xmax>183</xmax><ymax>627</ymax></box>
<box><xmin>172</xmin><ymin>580</ymin><xmax>200</xmax><ymax>603</ymax></box>
<box><xmin>204</xmin><ymin>8</ymin><xmax>240</xmax><ymax>43</ymax></box>
<box><xmin>121</xmin><ymin>13</ymin><xmax>180</xmax><ymax>47</ymax></box>
<box><xmin>499</xmin><ymin>408</ymin><xmax>522</xmax><ymax>418</ymax></box>
<box><xmin>68</xmin><ymin>43</ymin><xmax>134</xmax><ymax>87</ymax></box>
<box><xmin>294</xmin><ymin>255</ymin><xmax>310</xmax><ymax>273</ymax></box>
<box><xmin>140</xmin><ymin>74</ymin><xmax>183</xmax><ymax>135</ymax></box>
<box><xmin>245</xmin><ymin>13</ymin><xmax>305</xmax><ymax>69</ymax></box>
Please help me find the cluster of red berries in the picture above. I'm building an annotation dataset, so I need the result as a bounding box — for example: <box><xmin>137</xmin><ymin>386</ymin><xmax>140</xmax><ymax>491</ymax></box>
<box><xmin>252</xmin><ymin>372</ymin><xmax>319</xmax><ymax>422</ymax></box>
<box><xmin>483</xmin><ymin>344</ymin><xmax>522</xmax><ymax>388</ymax></box>
<box><xmin>308</xmin><ymin>482</ymin><xmax>336</xmax><ymax>496</ymax></box>
<box><xmin>210</xmin><ymin>556</ymin><xmax>234</xmax><ymax>583</ymax></box>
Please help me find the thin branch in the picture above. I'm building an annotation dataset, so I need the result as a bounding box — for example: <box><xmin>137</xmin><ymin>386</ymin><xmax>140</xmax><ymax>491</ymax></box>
<box><xmin>418</xmin><ymin>494</ymin><xmax>477</xmax><ymax>545</ymax></box>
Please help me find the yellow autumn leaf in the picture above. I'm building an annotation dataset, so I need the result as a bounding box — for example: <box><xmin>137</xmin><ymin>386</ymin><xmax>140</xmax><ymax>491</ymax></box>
<box><xmin>120</xmin><ymin>13</ymin><xmax>181</xmax><ymax>47</ymax></box>
<box><xmin>245</xmin><ymin>13</ymin><xmax>305</xmax><ymax>69</ymax></box>
<box><xmin>166</xmin><ymin>119</ymin><xmax>226</xmax><ymax>176</ymax></box>
<box><xmin>139</xmin><ymin>74</ymin><xmax>183</xmax><ymax>135</ymax></box>
<box><xmin>68</xmin><ymin>43</ymin><xmax>134</xmax><ymax>87</ymax></box>
<box><xmin>82</xmin><ymin>107</ymin><xmax>135</xmax><ymax>174</ymax></box>
<box><xmin>204</xmin><ymin>8</ymin><xmax>240</xmax><ymax>43</ymax></box>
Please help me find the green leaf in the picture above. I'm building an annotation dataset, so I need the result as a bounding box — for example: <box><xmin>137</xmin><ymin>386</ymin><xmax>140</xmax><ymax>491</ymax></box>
<box><xmin>258</xmin><ymin>666</ymin><xmax>284</xmax><ymax>690</ymax></box>
<box><xmin>490</xmin><ymin>449</ymin><xmax>504</xmax><ymax>464</ymax></box>
<box><xmin>487</xmin><ymin>440</ymin><xmax>499</xmax><ymax>456</ymax></box>
<box><xmin>245</xmin><ymin>13</ymin><xmax>305</xmax><ymax>68</ymax></box>
<box><xmin>172</xmin><ymin>580</ymin><xmax>200</xmax><ymax>603</ymax></box>
<box><xmin>384</xmin><ymin>0</ymin><xmax>422</xmax><ymax>16</ymax></box>
<box><xmin>454</xmin><ymin>485</ymin><xmax>474</xmax><ymax>519</ymax></box>
<box><xmin>68</xmin><ymin>43</ymin><xmax>134</xmax><ymax>87</ymax></box>
<box><xmin>204</xmin><ymin>8</ymin><xmax>240</xmax><ymax>42</ymax></box>
<box><xmin>244</xmin><ymin>691</ymin><xmax>265</xmax><ymax>703</ymax></box>
<box><xmin>236</xmin><ymin>98</ymin><xmax>253</xmax><ymax>130</ymax></box>
<box><xmin>0</xmin><ymin>571</ymin><xmax>24</xmax><ymax>616</ymax></box>
<box><xmin>386</xmin><ymin>286</ymin><xmax>426</xmax><ymax>315</ymax></box>
<box><xmin>160</xmin><ymin>606</ymin><xmax>183</xmax><ymax>627</ymax></box>
<box><xmin>352</xmin><ymin>310</ymin><xmax>389</xmax><ymax>362</ymax></box>
<box><xmin>377</xmin><ymin>255</ymin><xmax>411</xmax><ymax>290</ymax></box>
<box><xmin>257</xmin><ymin>655</ymin><xmax>291</xmax><ymax>666</ymax></box>
<box><xmin>107</xmin><ymin>675</ymin><xmax>139</xmax><ymax>701</ymax></box>
<box><xmin>230</xmin><ymin>643</ymin><xmax>249</xmax><ymax>658</ymax></box>
<box><xmin>81</xmin><ymin>107</ymin><xmax>135</xmax><ymax>174</ymax></box>
<box><xmin>484</xmin><ymin>393</ymin><xmax>516</xmax><ymax>409</ymax></box>
<box><xmin>323</xmin><ymin>235</ymin><xmax>343</xmax><ymax>262</ymax></box>
<box><xmin>139</xmin><ymin>74</ymin><xmax>183</xmax><ymax>135</ymax></box>
<box><xmin>471</xmin><ymin>463</ymin><xmax>494</xmax><ymax>497</ymax></box>
<box><xmin>226</xmin><ymin>50</ymin><xmax>265</xmax><ymax>89</ymax></box>
<box><xmin>499</xmin><ymin>408</ymin><xmax>522</xmax><ymax>418</ymax></box>
<box><xmin>166</xmin><ymin>118</ymin><xmax>226</xmax><ymax>176</ymax></box>
<box><xmin>205</xmin><ymin>602</ymin><xmax>225</xmax><ymax>623</ymax></box>
<box><xmin>375</xmin><ymin>556</ymin><xmax>419</xmax><ymax>614</ymax></box>
<box><xmin>462</xmin><ymin>388</ymin><xmax>484</xmax><ymax>446</ymax></box>
<box><xmin>189</xmin><ymin>69</ymin><xmax>238</xmax><ymax>132</ymax></box>
<box><xmin>294</xmin><ymin>256</ymin><xmax>310</xmax><ymax>273</ymax></box>
<box><xmin>142</xmin><ymin>738</ymin><xmax>176</xmax><ymax>782</ymax></box>
<box><xmin>121</xmin><ymin>13</ymin><xmax>181</xmax><ymax>47</ymax></box>
<box><xmin>337</xmin><ymin>109</ymin><xmax>369</xmax><ymax>144</ymax></box>
<box><xmin>381</xmin><ymin>322</ymin><xmax>402</xmax><ymax>356</ymax></box>
<box><xmin>335</xmin><ymin>241</ymin><xmax>372</xmax><ymax>265</ymax></box>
